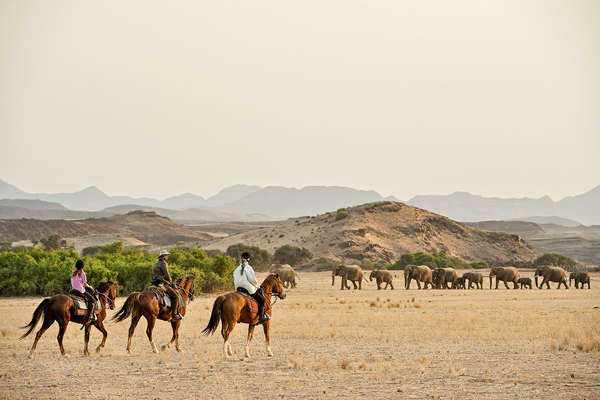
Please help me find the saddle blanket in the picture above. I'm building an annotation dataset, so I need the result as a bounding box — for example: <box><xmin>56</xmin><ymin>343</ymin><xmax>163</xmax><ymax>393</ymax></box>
<box><xmin>238</xmin><ymin>293</ymin><xmax>258</xmax><ymax>314</ymax></box>
<box><xmin>70</xmin><ymin>296</ymin><xmax>101</xmax><ymax>316</ymax></box>
<box><xmin>149</xmin><ymin>286</ymin><xmax>184</xmax><ymax>308</ymax></box>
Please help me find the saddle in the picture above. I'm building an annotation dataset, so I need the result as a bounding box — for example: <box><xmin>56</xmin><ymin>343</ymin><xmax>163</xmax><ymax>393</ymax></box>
<box><xmin>69</xmin><ymin>294</ymin><xmax>101</xmax><ymax>316</ymax></box>
<box><xmin>149</xmin><ymin>285</ymin><xmax>184</xmax><ymax>308</ymax></box>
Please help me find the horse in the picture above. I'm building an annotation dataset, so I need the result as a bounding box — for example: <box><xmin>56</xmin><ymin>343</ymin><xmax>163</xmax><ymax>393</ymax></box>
<box><xmin>21</xmin><ymin>281</ymin><xmax>118</xmax><ymax>357</ymax></box>
<box><xmin>202</xmin><ymin>273</ymin><xmax>286</xmax><ymax>358</ymax></box>
<box><xmin>112</xmin><ymin>275</ymin><xmax>195</xmax><ymax>353</ymax></box>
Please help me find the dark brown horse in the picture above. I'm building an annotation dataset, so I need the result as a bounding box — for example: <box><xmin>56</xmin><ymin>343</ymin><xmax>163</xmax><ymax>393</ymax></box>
<box><xmin>21</xmin><ymin>281</ymin><xmax>118</xmax><ymax>357</ymax></box>
<box><xmin>113</xmin><ymin>275</ymin><xmax>195</xmax><ymax>353</ymax></box>
<box><xmin>202</xmin><ymin>273</ymin><xmax>286</xmax><ymax>358</ymax></box>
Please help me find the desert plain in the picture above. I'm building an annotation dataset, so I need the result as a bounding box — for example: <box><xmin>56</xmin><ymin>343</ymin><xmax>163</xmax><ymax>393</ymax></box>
<box><xmin>1</xmin><ymin>270</ymin><xmax>599</xmax><ymax>399</ymax></box>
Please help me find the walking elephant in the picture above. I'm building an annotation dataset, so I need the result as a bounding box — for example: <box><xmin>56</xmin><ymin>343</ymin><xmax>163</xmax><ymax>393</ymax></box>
<box><xmin>404</xmin><ymin>265</ymin><xmax>433</xmax><ymax>289</ymax></box>
<box><xmin>489</xmin><ymin>267</ymin><xmax>520</xmax><ymax>289</ymax></box>
<box><xmin>332</xmin><ymin>265</ymin><xmax>365</xmax><ymax>290</ymax></box>
<box><xmin>432</xmin><ymin>268</ymin><xmax>458</xmax><ymax>289</ymax></box>
<box><xmin>462</xmin><ymin>272</ymin><xmax>483</xmax><ymax>289</ymax></box>
<box><xmin>452</xmin><ymin>276</ymin><xmax>465</xmax><ymax>289</ymax></box>
<box><xmin>517</xmin><ymin>277</ymin><xmax>532</xmax><ymax>289</ymax></box>
<box><xmin>270</xmin><ymin>264</ymin><xmax>299</xmax><ymax>288</ymax></box>
<box><xmin>369</xmin><ymin>270</ymin><xmax>394</xmax><ymax>290</ymax></box>
<box><xmin>534</xmin><ymin>266</ymin><xmax>568</xmax><ymax>289</ymax></box>
<box><xmin>569</xmin><ymin>272</ymin><xmax>591</xmax><ymax>289</ymax></box>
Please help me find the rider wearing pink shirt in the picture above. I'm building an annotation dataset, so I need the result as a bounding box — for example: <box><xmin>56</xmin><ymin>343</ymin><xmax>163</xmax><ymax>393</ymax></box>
<box><xmin>70</xmin><ymin>259</ymin><xmax>97</xmax><ymax>324</ymax></box>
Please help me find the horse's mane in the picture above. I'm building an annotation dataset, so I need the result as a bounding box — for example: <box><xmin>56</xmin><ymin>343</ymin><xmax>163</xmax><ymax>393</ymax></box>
<box><xmin>260</xmin><ymin>273</ymin><xmax>279</xmax><ymax>289</ymax></box>
<box><xmin>176</xmin><ymin>275</ymin><xmax>195</xmax><ymax>286</ymax></box>
<box><xmin>96</xmin><ymin>280</ymin><xmax>116</xmax><ymax>293</ymax></box>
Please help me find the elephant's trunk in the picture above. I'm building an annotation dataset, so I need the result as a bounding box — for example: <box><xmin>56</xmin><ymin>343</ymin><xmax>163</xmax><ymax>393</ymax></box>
<box><xmin>535</xmin><ymin>276</ymin><xmax>539</xmax><ymax>288</ymax></box>
<box><xmin>489</xmin><ymin>275</ymin><xmax>492</xmax><ymax>289</ymax></box>
<box><xmin>332</xmin><ymin>271</ymin><xmax>335</xmax><ymax>286</ymax></box>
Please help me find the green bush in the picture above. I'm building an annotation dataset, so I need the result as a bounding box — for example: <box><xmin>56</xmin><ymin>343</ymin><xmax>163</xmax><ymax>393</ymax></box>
<box><xmin>225</xmin><ymin>244</ymin><xmax>272</xmax><ymax>271</ymax></box>
<box><xmin>314</xmin><ymin>257</ymin><xmax>343</xmax><ymax>271</ymax></box>
<box><xmin>533</xmin><ymin>253</ymin><xmax>577</xmax><ymax>268</ymax></box>
<box><xmin>335</xmin><ymin>208</ymin><xmax>349</xmax><ymax>221</ymax></box>
<box><xmin>0</xmin><ymin>243</ymin><xmax>236</xmax><ymax>297</ymax></box>
<box><xmin>273</xmin><ymin>245</ymin><xmax>312</xmax><ymax>266</ymax></box>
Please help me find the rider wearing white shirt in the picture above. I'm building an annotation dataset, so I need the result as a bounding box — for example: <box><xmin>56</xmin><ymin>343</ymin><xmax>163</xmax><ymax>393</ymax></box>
<box><xmin>233</xmin><ymin>252</ymin><xmax>269</xmax><ymax>323</ymax></box>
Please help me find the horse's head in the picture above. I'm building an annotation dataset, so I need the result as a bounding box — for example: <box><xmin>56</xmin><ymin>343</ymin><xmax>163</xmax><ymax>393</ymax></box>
<box><xmin>97</xmin><ymin>281</ymin><xmax>118</xmax><ymax>310</ymax></box>
<box><xmin>178</xmin><ymin>275</ymin><xmax>195</xmax><ymax>301</ymax></box>
<box><xmin>262</xmin><ymin>273</ymin><xmax>286</xmax><ymax>299</ymax></box>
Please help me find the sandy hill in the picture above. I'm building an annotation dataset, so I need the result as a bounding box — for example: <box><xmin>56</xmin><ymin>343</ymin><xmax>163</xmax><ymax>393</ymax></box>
<box><xmin>0</xmin><ymin>211</ymin><xmax>211</xmax><ymax>246</ymax></box>
<box><xmin>204</xmin><ymin>201</ymin><xmax>540</xmax><ymax>264</ymax></box>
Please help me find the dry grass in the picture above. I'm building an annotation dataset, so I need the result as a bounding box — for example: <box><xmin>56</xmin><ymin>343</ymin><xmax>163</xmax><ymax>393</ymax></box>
<box><xmin>1</xmin><ymin>271</ymin><xmax>599</xmax><ymax>399</ymax></box>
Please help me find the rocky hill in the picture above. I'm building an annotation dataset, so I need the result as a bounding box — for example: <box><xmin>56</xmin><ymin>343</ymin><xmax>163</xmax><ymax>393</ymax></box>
<box><xmin>0</xmin><ymin>211</ymin><xmax>211</xmax><ymax>246</ymax></box>
<box><xmin>204</xmin><ymin>201</ymin><xmax>540</xmax><ymax>264</ymax></box>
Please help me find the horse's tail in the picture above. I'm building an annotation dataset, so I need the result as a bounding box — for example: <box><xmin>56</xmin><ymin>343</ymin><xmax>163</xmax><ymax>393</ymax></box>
<box><xmin>202</xmin><ymin>295</ymin><xmax>225</xmax><ymax>335</ymax></box>
<box><xmin>20</xmin><ymin>298</ymin><xmax>52</xmax><ymax>339</ymax></box>
<box><xmin>112</xmin><ymin>292</ymin><xmax>140</xmax><ymax>323</ymax></box>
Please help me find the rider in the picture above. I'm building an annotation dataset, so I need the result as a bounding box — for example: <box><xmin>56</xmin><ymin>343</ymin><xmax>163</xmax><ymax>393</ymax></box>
<box><xmin>233</xmin><ymin>252</ymin><xmax>269</xmax><ymax>323</ymax></box>
<box><xmin>70</xmin><ymin>259</ymin><xmax>98</xmax><ymax>325</ymax></box>
<box><xmin>151</xmin><ymin>249</ymin><xmax>183</xmax><ymax>321</ymax></box>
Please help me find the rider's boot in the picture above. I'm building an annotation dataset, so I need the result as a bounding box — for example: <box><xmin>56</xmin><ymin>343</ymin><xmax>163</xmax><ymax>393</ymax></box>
<box><xmin>170</xmin><ymin>302</ymin><xmax>183</xmax><ymax>322</ymax></box>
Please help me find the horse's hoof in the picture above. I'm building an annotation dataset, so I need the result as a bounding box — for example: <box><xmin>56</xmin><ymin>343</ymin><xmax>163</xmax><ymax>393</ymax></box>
<box><xmin>176</xmin><ymin>348</ymin><xmax>182</xmax><ymax>353</ymax></box>
<box><xmin>27</xmin><ymin>353</ymin><xmax>33</xmax><ymax>360</ymax></box>
<box><xmin>96</xmin><ymin>346</ymin><xmax>102</xmax><ymax>353</ymax></box>
<box><xmin>161</xmin><ymin>344</ymin><xmax>168</xmax><ymax>352</ymax></box>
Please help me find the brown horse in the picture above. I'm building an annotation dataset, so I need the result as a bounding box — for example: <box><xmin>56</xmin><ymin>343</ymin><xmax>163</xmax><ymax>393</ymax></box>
<box><xmin>112</xmin><ymin>275</ymin><xmax>195</xmax><ymax>353</ymax></box>
<box><xmin>21</xmin><ymin>281</ymin><xmax>118</xmax><ymax>357</ymax></box>
<box><xmin>202</xmin><ymin>273</ymin><xmax>286</xmax><ymax>358</ymax></box>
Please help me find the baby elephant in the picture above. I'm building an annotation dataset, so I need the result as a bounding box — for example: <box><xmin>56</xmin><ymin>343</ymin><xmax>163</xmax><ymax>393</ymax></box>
<box><xmin>569</xmin><ymin>272</ymin><xmax>591</xmax><ymax>289</ymax></box>
<box><xmin>452</xmin><ymin>276</ymin><xmax>465</xmax><ymax>289</ymax></box>
<box><xmin>369</xmin><ymin>270</ymin><xmax>394</xmax><ymax>290</ymax></box>
<box><xmin>517</xmin><ymin>277</ymin><xmax>532</xmax><ymax>289</ymax></box>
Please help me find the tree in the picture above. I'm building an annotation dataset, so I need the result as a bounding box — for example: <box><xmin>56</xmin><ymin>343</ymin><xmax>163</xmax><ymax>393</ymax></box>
<box><xmin>534</xmin><ymin>253</ymin><xmax>577</xmax><ymax>268</ymax></box>
<box><xmin>273</xmin><ymin>245</ymin><xmax>312</xmax><ymax>266</ymax></box>
<box><xmin>39</xmin><ymin>234</ymin><xmax>67</xmax><ymax>250</ymax></box>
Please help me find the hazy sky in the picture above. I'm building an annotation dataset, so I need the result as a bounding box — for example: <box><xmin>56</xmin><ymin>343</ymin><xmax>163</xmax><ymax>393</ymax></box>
<box><xmin>1</xmin><ymin>0</ymin><xmax>599</xmax><ymax>201</ymax></box>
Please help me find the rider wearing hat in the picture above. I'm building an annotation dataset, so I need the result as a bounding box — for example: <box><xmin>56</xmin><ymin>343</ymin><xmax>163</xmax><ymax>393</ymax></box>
<box><xmin>233</xmin><ymin>252</ymin><xmax>269</xmax><ymax>323</ymax></box>
<box><xmin>152</xmin><ymin>250</ymin><xmax>183</xmax><ymax>321</ymax></box>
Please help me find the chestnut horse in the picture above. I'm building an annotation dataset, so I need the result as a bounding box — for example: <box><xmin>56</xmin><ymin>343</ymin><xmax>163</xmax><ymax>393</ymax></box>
<box><xmin>21</xmin><ymin>281</ymin><xmax>118</xmax><ymax>357</ymax></box>
<box><xmin>202</xmin><ymin>273</ymin><xmax>286</xmax><ymax>358</ymax></box>
<box><xmin>113</xmin><ymin>275</ymin><xmax>195</xmax><ymax>353</ymax></box>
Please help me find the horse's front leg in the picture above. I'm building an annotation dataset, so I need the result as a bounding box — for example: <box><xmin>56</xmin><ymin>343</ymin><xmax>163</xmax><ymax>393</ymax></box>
<box><xmin>245</xmin><ymin>325</ymin><xmax>255</xmax><ymax>358</ymax></box>
<box><xmin>262</xmin><ymin>321</ymin><xmax>272</xmax><ymax>357</ymax></box>
<box><xmin>94</xmin><ymin>320</ymin><xmax>108</xmax><ymax>353</ymax></box>
<box><xmin>146</xmin><ymin>316</ymin><xmax>159</xmax><ymax>353</ymax></box>
<box><xmin>84</xmin><ymin>324</ymin><xmax>91</xmax><ymax>356</ymax></box>
<box><xmin>163</xmin><ymin>320</ymin><xmax>181</xmax><ymax>352</ymax></box>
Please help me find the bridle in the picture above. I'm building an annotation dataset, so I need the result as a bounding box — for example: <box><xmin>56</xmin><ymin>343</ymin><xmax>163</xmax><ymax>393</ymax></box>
<box><xmin>175</xmin><ymin>277</ymin><xmax>195</xmax><ymax>303</ymax></box>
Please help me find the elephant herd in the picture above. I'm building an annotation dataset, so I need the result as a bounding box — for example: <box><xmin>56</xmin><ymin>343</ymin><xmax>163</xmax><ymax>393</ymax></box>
<box><xmin>330</xmin><ymin>264</ymin><xmax>592</xmax><ymax>291</ymax></box>
<box><xmin>272</xmin><ymin>263</ymin><xmax>591</xmax><ymax>291</ymax></box>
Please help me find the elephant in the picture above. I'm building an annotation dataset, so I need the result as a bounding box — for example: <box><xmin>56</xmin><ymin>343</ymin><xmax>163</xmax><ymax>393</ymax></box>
<box><xmin>462</xmin><ymin>272</ymin><xmax>483</xmax><ymax>289</ymax></box>
<box><xmin>452</xmin><ymin>276</ymin><xmax>465</xmax><ymax>289</ymax></box>
<box><xmin>569</xmin><ymin>272</ymin><xmax>591</xmax><ymax>289</ymax></box>
<box><xmin>369</xmin><ymin>270</ymin><xmax>394</xmax><ymax>290</ymax></box>
<box><xmin>517</xmin><ymin>277</ymin><xmax>532</xmax><ymax>289</ymax></box>
<box><xmin>269</xmin><ymin>264</ymin><xmax>299</xmax><ymax>288</ymax></box>
<box><xmin>432</xmin><ymin>268</ymin><xmax>458</xmax><ymax>289</ymax></box>
<box><xmin>534</xmin><ymin>266</ymin><xmax>568</xmax><ymax>289</ymax></box>
<box><xmin>404</xmin><ymin>265</ymin><xmax>433</xmax><ymax>289</ymax></box>
<box><xmin>332</xmin><ymin>265</ymin><xmax>365</xmax><ymax>290</ymax></box>
<box><xmin>489</xmin><ymin>267</ymin><xmax>520</xmax><ymax>289</ymax></box>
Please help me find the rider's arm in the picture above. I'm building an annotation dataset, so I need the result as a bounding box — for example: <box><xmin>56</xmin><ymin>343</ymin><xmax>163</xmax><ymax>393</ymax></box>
<box><xmin>162</xmin><ymin>261</ymin><xmax>173</xmax><ymax>283</ymax></box>
<box><xmin>245</xmin><ymin>266</ymin><xmax>260</xmax><ymax>288</ymax></box>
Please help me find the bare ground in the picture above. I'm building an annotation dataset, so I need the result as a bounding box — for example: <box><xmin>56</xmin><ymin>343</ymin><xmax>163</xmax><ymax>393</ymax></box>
<box><xmin>1</xmin><ymin>271</ymin><xmax>599</xmax><ymax>400</ymax></box>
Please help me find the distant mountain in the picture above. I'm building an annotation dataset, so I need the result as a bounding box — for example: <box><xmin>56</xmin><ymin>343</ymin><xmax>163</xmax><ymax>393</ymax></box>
<box><xmin>0</xmin><ymin>179</ymin><xmax>27</xmax><ymax>198</ymax></box>
<box><xmin>0</xmin><ymin>199</ymin><xmax>67</xmax><ymax>210</ymax></box>
<box><xmin>101</xmin><ymin>204</ymin><xmax>272</xmax><ymax>223</ymax></box>
<box><xmin>224</xmin><ymin>186</ymin><xmax>388</xmax><ymax>218</ymax></box>
<box><xmin>161</xmin><ymin>193</ymin><xmax>206</xmax><ymax>210</ymax></box>
<box><xmin>204</xmin><ymin>184</ymin><xmax>261</xmax><ymax>207</ymax></box>
<box><xmin>507</xmin><ymin>216</ymin><xmax>582</xmax><ymax>228</ymax></box>
<box><xmin>408</xmin><ymin>185</ymin><xmax>600</xmax><ymax>226</ymax></box>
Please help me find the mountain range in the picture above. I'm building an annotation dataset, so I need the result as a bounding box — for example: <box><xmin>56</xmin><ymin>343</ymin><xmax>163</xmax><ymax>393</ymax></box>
<box><xmin>1</xmin><ymin>179</ymin><xmax>598</xmax><ymax>225</ymax></box>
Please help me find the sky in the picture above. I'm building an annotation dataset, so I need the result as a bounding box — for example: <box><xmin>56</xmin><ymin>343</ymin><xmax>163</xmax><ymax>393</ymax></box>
<box><xmin>1</xmin><ymin>0</ymin><xmax>599</xmax><ymax>201</ymax></box>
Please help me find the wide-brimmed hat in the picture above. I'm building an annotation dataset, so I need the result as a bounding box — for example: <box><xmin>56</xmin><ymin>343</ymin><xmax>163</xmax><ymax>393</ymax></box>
<box><xmin>159</xmin><ymin>249</ymin><xmax>170</xmax><ymax>257</ymax></box>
